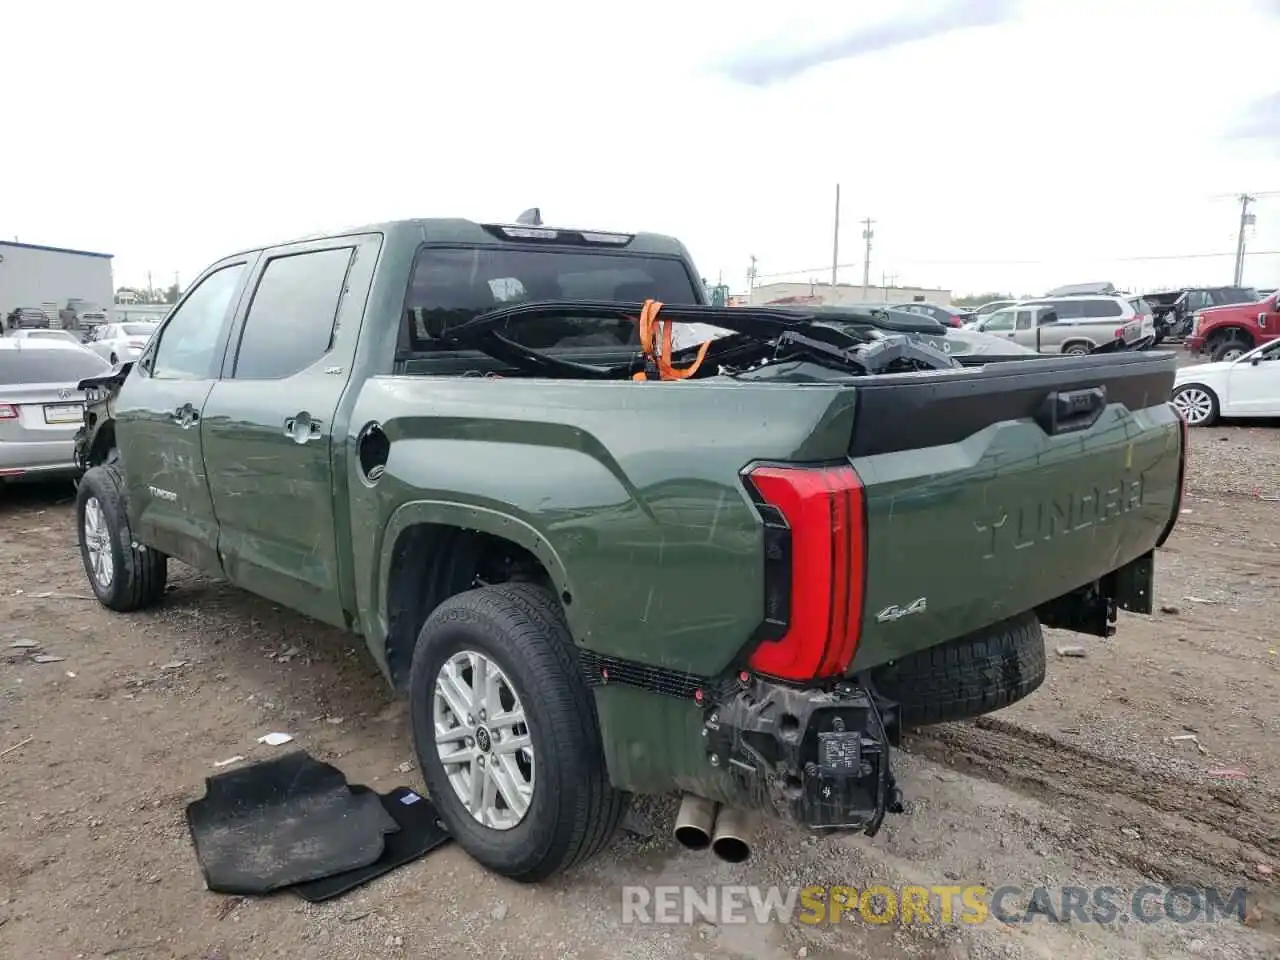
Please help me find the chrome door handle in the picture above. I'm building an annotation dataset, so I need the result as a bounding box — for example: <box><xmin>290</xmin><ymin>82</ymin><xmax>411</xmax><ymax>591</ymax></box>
<box><xmin>284</xmin><ymin>412</ymin><xmax>323</xmax><ymax>443</ymax></box>
<box><xmin>171</xmin><ymin>403</ymin><xmax>199</xmax><ymax>428</ymax></box>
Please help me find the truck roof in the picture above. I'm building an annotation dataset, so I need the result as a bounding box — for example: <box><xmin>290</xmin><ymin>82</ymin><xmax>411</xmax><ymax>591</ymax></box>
<box><xmin>225</xmin><ymin>218</ymin><xmax>694</xmax><ymax>262</ymax></box>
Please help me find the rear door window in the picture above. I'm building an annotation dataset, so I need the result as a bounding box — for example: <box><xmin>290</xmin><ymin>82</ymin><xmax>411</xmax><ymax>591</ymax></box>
<box><xmin>1015</xmin><ymin>310</ymin><xmax>1034</xmax><ymax>330</ymax></box>
<box><xmin>0</xmin><ymin>349</ymin><xmax>112</xmax><ymax>384</ymax></box>
<box><xmin>1044</xmin><ymin>299</ymin><xmax>1084</xmax><ymax>320</ymax></box>
<box><xmin>1078</xmin><ymin>299</ymin><xmax>1123</xmax><ymax>318</ymax></box>
<box><xmin>232</xmin><ymin>247</ymin><xmax>354</xmax><ymax>380</ymax></box>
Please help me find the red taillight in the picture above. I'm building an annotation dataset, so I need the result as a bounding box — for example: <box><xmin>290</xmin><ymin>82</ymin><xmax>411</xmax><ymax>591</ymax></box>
<box><xmin>0</xmin><ymin>403</ymin><xmax>17</xmax><ymax>420</ymax></box>
<box><xmin>743</xmin><ymin>463</ymin><xmax>866</xmax><ymax>681</ymax></box>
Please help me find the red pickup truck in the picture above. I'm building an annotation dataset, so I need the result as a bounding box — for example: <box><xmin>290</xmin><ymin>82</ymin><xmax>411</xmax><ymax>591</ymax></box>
<box><xmin>1185</xmin><ymin>290</ymin><xmax>1280</xmax><ymax>361</ymax></box>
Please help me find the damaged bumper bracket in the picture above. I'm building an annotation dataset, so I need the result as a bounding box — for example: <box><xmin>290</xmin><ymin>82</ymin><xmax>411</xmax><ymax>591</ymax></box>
<box><xmin>704</xmin><ymin>678</ymin><xmax>904</xmax><ymax>835</ymax></box>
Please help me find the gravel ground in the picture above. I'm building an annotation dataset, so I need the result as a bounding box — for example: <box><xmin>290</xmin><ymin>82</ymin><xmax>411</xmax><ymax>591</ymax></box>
<box><xmin>0</xmin><ymin>411</ymin><xmax>1277</xmax><ymax>959</ymax></box>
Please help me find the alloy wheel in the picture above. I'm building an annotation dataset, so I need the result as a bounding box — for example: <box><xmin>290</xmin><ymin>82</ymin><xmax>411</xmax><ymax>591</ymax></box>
<box><xmin>1172</xmin><ymin>387</ymin><xmax>1214</xmax><ymax>426</ymax></box>
<box><xmin>82</xmin><ymin>496</ymin><xmax>115</xmax><ymax>589</ymax></box>
<box><xmin>432</xmin><ymin>649</ymin><xmax>535</xmax><ymax>830</ymax></box>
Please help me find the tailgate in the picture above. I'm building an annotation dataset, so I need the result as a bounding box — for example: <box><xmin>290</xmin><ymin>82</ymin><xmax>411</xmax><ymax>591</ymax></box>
<box><xmin>847</xmin><ymin>351</ymin><xmax>1182</xmax><ymax>669</ymax></box>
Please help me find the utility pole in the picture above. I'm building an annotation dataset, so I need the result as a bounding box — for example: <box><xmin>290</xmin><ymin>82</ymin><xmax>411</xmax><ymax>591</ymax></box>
<box><xmin>1233</xmin><ymin>194</ymin><xmax>1256</xmax><ymax>286</ymax></box>
<box><xmin>831</xmin><ymin>184</ymin><xmax>841</xmax><ymax>287</ymax></box>
<box><xmin>860</xmin><ymin>218</ymin><xmax>875</xmax><ymax>298</ymax></box>
<box><xmin>747</xmin><ymin>254</ymin><xmax>758</xmax><ymax>299</ymax></box>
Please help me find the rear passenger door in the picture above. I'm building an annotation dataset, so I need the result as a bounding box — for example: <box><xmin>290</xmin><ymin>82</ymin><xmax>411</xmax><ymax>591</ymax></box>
<box><xmin>200</xmin><ymin>235</ymin><xmax>380</xmax><ymax>628</ymax></box>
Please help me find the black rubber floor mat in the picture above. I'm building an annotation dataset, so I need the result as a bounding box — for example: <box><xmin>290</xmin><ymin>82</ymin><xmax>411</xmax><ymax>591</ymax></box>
<box><xmin>185</xmin><ymin>750</ymin><xmax>399</xmax><ymax>895</ymax></box>
<box><xmin>291</xmin><ymin>786</ymin><xmax>452</xmax><ymax>903</ymax></box>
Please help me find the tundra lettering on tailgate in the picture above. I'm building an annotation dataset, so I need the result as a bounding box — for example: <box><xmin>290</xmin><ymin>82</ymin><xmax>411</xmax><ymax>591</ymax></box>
<box><xmin>975</xmin><ymin>476</ymin><xmax>1145</xmax><ymax>559</ymax></box>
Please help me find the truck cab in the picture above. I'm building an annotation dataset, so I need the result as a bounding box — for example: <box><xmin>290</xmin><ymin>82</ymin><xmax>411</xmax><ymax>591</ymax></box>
<box><xmin>1185</xmin><ymin>290</ymin><xmax>1280</xmax><ymax>362</ymax></box>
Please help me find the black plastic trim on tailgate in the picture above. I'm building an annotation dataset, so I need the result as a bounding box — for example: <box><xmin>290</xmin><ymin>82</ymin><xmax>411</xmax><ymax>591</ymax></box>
<box><xmin>848</xmin><ymin>351</ymin><xmax>1178</xmax><ymax>457</ymax></box>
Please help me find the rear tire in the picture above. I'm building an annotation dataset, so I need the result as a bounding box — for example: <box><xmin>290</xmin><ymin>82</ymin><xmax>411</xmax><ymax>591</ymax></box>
<box><xmin>76</xmin><ymin>462</ymin><xmax>168</xmax><ymax>611</ymax></box>
<box><xmin>408</xmin><ymin>582</ymin><xmax>629</xmax><ymax>882</ymax></box>
<box><xmin>1062</xmin><ymin>342</ymin><xmax>1091</xmax><ymax>356</ymax></box>
<box><xmin>870</xmin><ymin>613</ymin><xmax>1046</xmax><ymax>727</ymax></box>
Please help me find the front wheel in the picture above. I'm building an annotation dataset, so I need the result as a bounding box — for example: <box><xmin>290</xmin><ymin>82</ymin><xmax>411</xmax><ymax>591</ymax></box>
<box><xmin>1171</xmin><ymin>383</ymin><xmax>1220</xmax><ymax>427</ymax></box>
<box><xmin>76</xmin><ymin>463</ymin><xmax>168</xmax><ymax>611</ymax></box>
<box><xmin>408</xmin><ymin>582</ymin><xmax>630</xmax><ymax>882</ymax></box>
<box><xmin>1210</xmin><ymin>338</ymin><xmax>1251</xmax><ymax>363</ymax></box>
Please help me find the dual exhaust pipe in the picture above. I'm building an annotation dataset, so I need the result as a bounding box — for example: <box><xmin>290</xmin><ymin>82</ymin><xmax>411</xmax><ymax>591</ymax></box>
<box><xmin>674</xmin><ymin>793</ymin><xmax>753</xmax><ymax>863</ymax></box>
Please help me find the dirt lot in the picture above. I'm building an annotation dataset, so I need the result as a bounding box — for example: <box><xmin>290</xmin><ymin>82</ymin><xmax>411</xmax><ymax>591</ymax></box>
<box><xmin>1</xmin><ymin>420</ymin><xmax>1278</xmax><ymax>960</ymax></box>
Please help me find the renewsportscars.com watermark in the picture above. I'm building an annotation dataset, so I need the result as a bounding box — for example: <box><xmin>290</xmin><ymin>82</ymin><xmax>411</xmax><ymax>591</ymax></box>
<box><xmin>621</xmin><ymin>884</ymin><xmax>1251</xmax><ymax>926</ymax></box>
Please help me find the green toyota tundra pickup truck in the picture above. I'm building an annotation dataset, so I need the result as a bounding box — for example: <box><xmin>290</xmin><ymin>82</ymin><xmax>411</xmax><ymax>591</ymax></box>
<box><xmin>71</xmin><ymin>217</ymin><xmax>1187</xmax><ymax>881</ymax></box>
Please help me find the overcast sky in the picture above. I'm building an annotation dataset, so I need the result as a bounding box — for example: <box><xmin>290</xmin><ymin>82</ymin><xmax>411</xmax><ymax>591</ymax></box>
<box><xmin>6</xmin><ymin>0</ymin><xmax>1280</xmax><ymax>298</ymax></box>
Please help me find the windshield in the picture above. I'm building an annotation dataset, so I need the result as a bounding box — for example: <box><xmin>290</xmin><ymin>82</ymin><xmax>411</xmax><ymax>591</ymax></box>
<box><xmin>404</xmin><ymin>247</ymin><xmax>701</xmax><ymax>351</ymax></box>
<box><xmin>121</xmin><ymin>323</ymin><xmax>158</xmax><ymax>336</ymax></box>
<box><xmin>0</xmin><ymin>348</ymin><xmax>112</xmax><ymax>384</ymax></box>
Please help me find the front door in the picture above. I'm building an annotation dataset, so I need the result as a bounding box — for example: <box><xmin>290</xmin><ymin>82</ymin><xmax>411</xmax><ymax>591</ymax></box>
<box><xmin>114</xmin><ymin>258</ymin><xmax>255</xmax><ymax>571</ymax></box>
<box><xmin>200</xmin><ymin>236</ymin><xmax>378</xmax><ymax>628</ymax></box>
<box><xmin>1224</xmin><ymin>342</ymin><xmax>1280</xmax><ymax>416</ymax></box>
<box><xmin>983</xmin><ymin>309</ymin><xmax>1018</xmax><ymax>343</ymax></box>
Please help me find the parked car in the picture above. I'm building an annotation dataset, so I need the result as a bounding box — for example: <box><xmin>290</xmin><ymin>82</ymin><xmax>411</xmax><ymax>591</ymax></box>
<box><xmin>1171</xmin><ymin>338</ymin><xmax>1280</xmax><ymax>426</ymax></box>
<box><xmin>891</xmin><ymin>301</ymin><xmax>975</xmax><ymax>328</ymax></box>
<box><xmin>980</xmin><ymin>295</ymin><xmax>1148</xmax><ymax>355</ymax></box>
<box><xmin>0</xmin><ymin>339</ymin><xmax>112</xmax><ymax>483</ymax></box>
<box><xmin>971</xmin><ymin>299</ymin><xmax>1018</xmax><ymax>317</ymax></box>
<box><xmin>1184</xmin><ymin>289</ymin><xmax>1280</xmax><ymax>361</ymax></box>
<box><xmin>83</xmin><ymin>322</ymin><xmax>160</xmax><ymax>366</ymax></box>
<box><xmin>1126</xmin><ymin>295</ymin><xmax>1157</xmax><ymax>343</ymax></box>
<box><xmin>814</xmin><ymin>306</ymin><xmax>1044</xmax><ymax>359</ymax></box>
<box><xmin>4</xmin><ymin>307</ymin><xmax>51</xmax><ymax>332</ymax></box>
<box><xmin>7</xmin><ymin>329</ymin><xmax>84</xmax><ymax>346</ymax></box>
<box><xmin>71</xmin><ymin>216</ymin><xmax>1185</xmax><ymax>882</ymax></box>
<box><xmin>674</xmin><ymin>304</ymin><xmax>1045</xmax><ymax>361</ymax></box>
<box><xmin>1142</xmin><ymin>287</ymin><xmax>1260</xmax><ymax>343</ymax></box>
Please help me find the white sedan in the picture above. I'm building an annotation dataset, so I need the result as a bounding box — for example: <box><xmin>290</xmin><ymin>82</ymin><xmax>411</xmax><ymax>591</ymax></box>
<box><xmin>1171</xmin><ymin>339</ymin><xmax>1280</xmax><ymax>426</ymax></box>
<box><xmin>83</xmin><ymin>322</ymin><xmax>160</xmax><ymax>366</ymax></box>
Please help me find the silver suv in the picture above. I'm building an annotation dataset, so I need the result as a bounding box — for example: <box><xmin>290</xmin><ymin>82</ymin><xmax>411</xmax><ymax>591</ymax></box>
<box><xmin>976</xmin><ymin>295</ymin><xmax>1145</xmax><ymax>355</ymax></box>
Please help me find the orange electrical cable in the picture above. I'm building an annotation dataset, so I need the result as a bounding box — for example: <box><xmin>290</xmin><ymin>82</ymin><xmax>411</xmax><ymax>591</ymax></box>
<box><xmin>631</xmin><ymin>299</ymin><xmax>711</xmax><ymax>382</ymax></box>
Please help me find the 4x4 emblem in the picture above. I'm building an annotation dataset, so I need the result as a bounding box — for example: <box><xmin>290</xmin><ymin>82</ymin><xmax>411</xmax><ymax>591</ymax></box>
<box><xmin>876</xmin><ymin>597</ymin><xmax>928</xmax><ymax>623</ymax></box>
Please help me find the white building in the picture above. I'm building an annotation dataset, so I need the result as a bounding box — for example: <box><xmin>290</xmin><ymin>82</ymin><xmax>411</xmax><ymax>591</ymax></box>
<box><xmin>0</xmin><ymin>240</ymin><xmax>114</xmax><ymax>322</ymax></box>
<box><xmin>747</xmin><ymin>281</ymin><xmax>953</xmax><ymax>308</ymax></box>
<box><xmin>111</xmin><ymin>303</ymin><xmax>171</xmax><ymax>324</ymax></box>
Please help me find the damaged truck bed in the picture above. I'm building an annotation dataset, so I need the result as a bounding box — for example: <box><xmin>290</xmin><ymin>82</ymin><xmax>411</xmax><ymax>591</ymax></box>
<box><xmin>71</xmin><ymin>217</ymin><xmax>1186</xmax><ymax>881</ymax></box>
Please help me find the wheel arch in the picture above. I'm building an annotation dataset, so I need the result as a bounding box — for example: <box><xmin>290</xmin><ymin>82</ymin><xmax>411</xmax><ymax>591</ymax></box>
<box><xmin>1205</xmin><ymin>324</ymin><xmax>1255</xmax><ymax>347</ymax></box>
<box><xmin>1059</xmin><ymin>337</ymin><xmax>1096</xmax><ymax>354</ymax></box>
<box><xmin>374</xmin><ymin>503</ymin><xmax>576</xmax><ymax>691</ymax></box>
<box><xmin>1171</xmin><ymin>380</ymin><xmax>1221</xmax><ymax>425</ymax></box>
